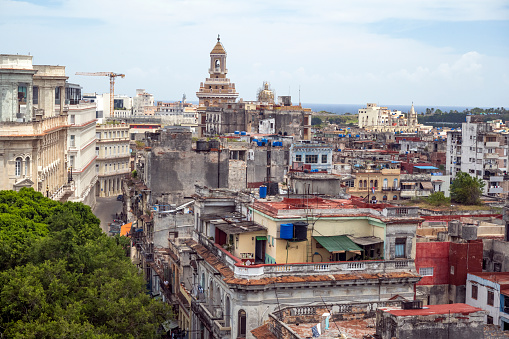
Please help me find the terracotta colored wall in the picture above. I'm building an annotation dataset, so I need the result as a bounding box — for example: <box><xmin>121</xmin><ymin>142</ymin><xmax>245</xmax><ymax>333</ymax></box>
<box><xmin>449</xmin><ymin>240</ymin><xmax>483</xmax><ymax>286</ymax></box>
<box><xmin>415</xmin><ymin>242</ymin><xmax>450</xmax><ymax>285</ymax></box>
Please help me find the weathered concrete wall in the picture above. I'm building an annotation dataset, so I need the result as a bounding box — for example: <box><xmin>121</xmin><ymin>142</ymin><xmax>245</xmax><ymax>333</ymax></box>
<box><xmin>416</xmin><ymin>285</ymin><xmax>450</xmax><ymax>305</ymax></box>
<box><xmin>246</xmin><ymin>147</ymin><xmax>288</xmax><ymax>185</ymax></box>
<box><xmin>377</xmin><ymin>309</ymin><xmax>486</xmax><ymax>339</ymax></box>
<box><xmin>483</xmin><ymin>238</ymin><xmax>509</xmax><ymax>272</ymax></box>
<box><xmin>228</xmin><ymin>160</ymin><xmax>246</xmax><ymax>191</ymax></box>
<box><xmin>146</xmin><ymin>149</ymin><xmax>229</xmax><ymax>205</ymax></box>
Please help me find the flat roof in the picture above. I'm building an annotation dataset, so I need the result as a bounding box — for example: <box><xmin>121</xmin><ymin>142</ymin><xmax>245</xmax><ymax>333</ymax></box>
<box><xmin>381</xmin><ymin>303</ymin><xmax>483</xmax><ymax>317</ymax></box>
<box><xmin>469</xmin><ymin>272</ymin><xmax>509</xmax><ymax>285</ymax></box>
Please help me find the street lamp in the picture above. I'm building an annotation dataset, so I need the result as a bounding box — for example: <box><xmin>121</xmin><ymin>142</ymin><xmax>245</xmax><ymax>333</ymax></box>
<box><xmin>46</xmin><ymin>185</ymin><xmax>49</xmax><ymax>198</ymax></box>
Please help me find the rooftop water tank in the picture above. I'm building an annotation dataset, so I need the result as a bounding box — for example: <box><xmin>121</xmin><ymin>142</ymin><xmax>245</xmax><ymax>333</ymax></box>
<box><xmin>234</xmin><ymin>131</ymin><xmax>240</xmax><ymax>135</ymax></box>
<box><xmin>209</xmin><ymin>139</ymin><xmax>220</xmax><ymax>150</ymax></box>
<box><xmin>280</xmin><ymin>223</ymin><xmax>294</xmax><ymax>240</ymax></box>
<box><xmin>293</xmin><ymin>222</ymin><xmax>308</xmax><ymax>241</ymax></box>
<box><xmin>241</xmin><ymin>131</ymin><xmax>247</xmax><ymax>135</ymax></box>
<box><xmin>259</xmin><ymin>185</ymin><xmax>267</xmax><ymax>199</ymax></box>
<box><xmin>196</xmin><ymin>140</ymin><xmax>210</xmax><ymax>151</ymax></box>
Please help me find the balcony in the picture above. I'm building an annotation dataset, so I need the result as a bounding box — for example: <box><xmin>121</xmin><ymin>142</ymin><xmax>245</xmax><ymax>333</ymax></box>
<box><xmin>485</xmin><ymin>153</ymin><xmax>499</xmax><ymax>159</ymax></box>
<box><xmin>191</xmin><ymin>299</ymin><xmax>231</xmax><ymax>338</ymax></box>
<box><xmin>485</xmin><ymin>141</ymin><xmax>500</xmax><ymax>148</ymax></box>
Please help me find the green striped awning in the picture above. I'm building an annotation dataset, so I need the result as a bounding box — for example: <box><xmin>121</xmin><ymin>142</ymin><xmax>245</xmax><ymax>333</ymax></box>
<box><xmin>256</xmin><ymin>236</ymin><xmax>267</xmax><ymax>241</ymax></box>
<box><xmin>314</xmin><ymin>235</ymin><xmax>363</xmax><ymax>253</ymax></box>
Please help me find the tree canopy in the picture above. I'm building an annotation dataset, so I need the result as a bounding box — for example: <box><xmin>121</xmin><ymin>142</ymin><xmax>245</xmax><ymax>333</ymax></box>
<box><xmin>0</xmin><ymin>188</ymin><xmax>171</xmax><ymax>338</ymax></box>
<box><xmin>450</xmin><ymin>172</ymin><xmax>485</xmax><ymax>205</ymax></box>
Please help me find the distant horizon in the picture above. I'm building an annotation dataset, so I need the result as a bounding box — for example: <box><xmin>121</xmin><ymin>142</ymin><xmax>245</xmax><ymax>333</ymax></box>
<box><xmin>158</xmin><ymin>99</ymin><xmax>495</xmax><ymax>114</ymax></box>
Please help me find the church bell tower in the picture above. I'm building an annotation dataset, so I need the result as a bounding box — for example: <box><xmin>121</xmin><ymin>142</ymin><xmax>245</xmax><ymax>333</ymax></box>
<box><xmin>196</xmin><ymin>35</ymin><xmax>239</xmax><ymax>107</ymax></box>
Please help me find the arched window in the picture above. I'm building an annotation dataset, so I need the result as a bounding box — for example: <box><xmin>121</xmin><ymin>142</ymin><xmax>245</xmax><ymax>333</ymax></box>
<box><xmin>363</xmin><ymin>180</ymin><xmax>367</xmax><ymax>188</ymax></box>
<box><xmin>25</xmin><ymin>157</ymin><xmax>30</xmax><ymax>176</ymax></box>
<box><xmin>393</xmin><ymin>178</ymin><xmax>398</xmax><ymax>189</ymax></box>
<box><xmin>359</xmin><ymin>181</ymin><xmax>362</xmax><ymax>188</ymax></box>
<box><xmin>383</xmin><ymin>178</ymin><xmax>388</xmax><ymax>189</ymax></box>
<box><xmin>383</xmin><ymin>195</ymin><xmax>387</xmax><ymax>201</ymax></box>
<box><xmin>393</xmin><ymin>195</ymin><xmax>398</xmax><ymax>200</ymax></box>
<box><xmin>225</xmin><ymin>296</ymin><xmax>231</xmax><ymax>327</ymax></box>
<box><xmin>374</xmin><ymin>180</ymin><xmax>378</xmax><ymax>188</ymax></box>
<box><xmin>15</xmin><ymin>157</ymin><xmax>22</xmax><ymax>176</ymax></box>
<box><xmin>369</xmin><ymin>180</ymin><xmax>373</xmax><ymax>188</ymax></box>
<box><xmin>238</xmin><ymin>310</ymin><xmax>247</xmax><ymax>338</ymax></box>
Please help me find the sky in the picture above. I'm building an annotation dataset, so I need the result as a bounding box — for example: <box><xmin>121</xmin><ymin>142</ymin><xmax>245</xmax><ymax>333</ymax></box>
<box><xmin>1</xmin><ymin>0</ymin><xmax>508</xmax><ymax>107</ymax></box>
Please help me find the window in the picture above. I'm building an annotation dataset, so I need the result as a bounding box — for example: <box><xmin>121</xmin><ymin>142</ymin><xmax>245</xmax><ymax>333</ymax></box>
<box><xmin>15</xmin><ymin>157</ymin><xmax>22</xmax><ymax>176</ymax></box>
<box><xmin>33</xmin><ymin>86</ymin><xmax>38</xmax><ymax>104</ymax></box>
<box><xmin>70</xmin><ymin>115</ymin><xmax>75</xmax><ymax>124</ymax></box>
<box><xmin>487</xmin><ymin>290</ymin><xmax>494</xmax><ymax>306</ymax></box>
<box><xmin>383</xmin><ymin>195</ymin><xmax>387</xmax><ymax>201</ymax></box>
<box><xmin>69</xmin><ymin>156</ymin><xmax>75</xmax><ymax>168</ymax></box>
<box><xmin>96</xmin><ymin>132</ymin><xmax>101</xmax><ymax>139</ymax></box>
<box><xmin>96</xmin><ymin>146</ymin><xmax>99</xmax><ymax>156</ymax></box>
<box><xmin>25</xmin><ymin>157</ymin><xmax>30</xmax><ymax>176</ymax></box>
<box><xmin>471</xmin><ymin>284</ymin><xmax>478</xmax><ymax>299</ymax></box>
<box><xmin>419</xmin><ymin>267</ymin><xmax>434</xmax><ymax>276</ymax></box>
<box><xmin>395</xmin><ymin>238</ymin><xmax>406</xmax><ymax>258</ymax></box>
<box><xmin>305</xmin><ymin>155</ymin><xmax>318</xmax><ymax>163</ymax></box>
<box><xmin>70</xmin><ymin>135</ymin><xmax>75</xmax><ymax>147</ymax></box>
<box><xmin>393</xmin><ymin>178</ymin><xmax>398</xmax><ymax>188</ymax></box>
<box><xmin>487</xmin><ymin>316</ymin><xmax>493</xmax><ymax>324</ymax></box>
<box><xmin>321</xmin><ymin>154</ymin><xmax>327</xmax><ymax>163</ymax></box>
<box><xmin>18</xmin><ymin>85</ymin><xmax>27</xmax><ymax>104</ymax></box>
<box><xmin>55</xmin><ymin>86</ymin><xmax>60</xmax><ymax>104</ymax></box>
<box><xmin>393</xmin><ymin>195</ymin><xmax>398</xmax><ymax>200</ymax></box>
<box><xmin>238</xmin><ymin>310</ymin><xmax>246</xmax><ymax>338</ymax></box>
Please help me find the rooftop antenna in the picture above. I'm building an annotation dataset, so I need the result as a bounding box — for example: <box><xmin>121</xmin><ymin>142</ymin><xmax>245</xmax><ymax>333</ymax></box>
<box><xmin>217</xmin><ymin>34</ymin><xmax>220</xmax><ymax>42</ymax></box>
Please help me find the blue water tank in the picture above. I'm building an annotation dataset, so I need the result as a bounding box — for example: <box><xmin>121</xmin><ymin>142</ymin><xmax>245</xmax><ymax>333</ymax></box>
<box><xmin>234</xmin><ymin>131</ymin><xmax>240</xmax><ymax>135</ymax></box>
<box><xmin>259</xmin><ymin>185</ymin><xmax>267</xmax><ymax>198</ymax></box>
<box><xmin>241</xmin><ymin>131</ymin><xmax>247</xmax><ymax>135</ymax></box>
<box><xmin>356</xmin><ymin>134</ymin><xmax>360</xmax><ymax>137</ymax></box>
<box><xmin>348</xmin><ymin>134</ymin><xmax>352</xmax><ymax>137</ymax></box>
<box><xmin>261</xmin><ymin>138</ymin><xmax>268</xmax><ymax>143</ymax></box>
<box><xmin>257</xmin><ymin>141</ymin><xmax>263</xmax><ymax>146</ymax></box>
<box><xmin>280</xmin><ymin>223</ymin><xmax>294</xmax><ymax>239</ymax></box>
<box><xmin>338</xmin><ymin>149</ymin><xmax>341</xmax><ymax>152</ymax></box>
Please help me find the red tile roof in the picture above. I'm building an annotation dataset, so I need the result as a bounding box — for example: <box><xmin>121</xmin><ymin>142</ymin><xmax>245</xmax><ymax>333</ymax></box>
<box><xmin>251</xmin><ymin>323</ymin><xmax>277</xmax><ymax>339</ymax></box>
<box><xmin>382</xmin><ymin>303</ymin><xmax>483</xmax><ymax>317</ymax></box>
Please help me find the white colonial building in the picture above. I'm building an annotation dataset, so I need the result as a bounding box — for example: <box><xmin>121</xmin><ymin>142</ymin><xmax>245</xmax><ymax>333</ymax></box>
<box><xmin>95</xmin><ymin>123</ymin><xmax>130</xmax><ymax>197</ymax></box>
<box><xmin>358</xmin><ymin>103</ymin><xmax>418</xmax><ymax>132</ymax></box>
<box><xmin>67</xmin><ymin>101</ymin><xmax>98</xmax><ymax>206</ymax></box>
<box><xmin>0</xmin><ymin>54</ymin><xmax>70</xmax><ymax>199</ymax></box>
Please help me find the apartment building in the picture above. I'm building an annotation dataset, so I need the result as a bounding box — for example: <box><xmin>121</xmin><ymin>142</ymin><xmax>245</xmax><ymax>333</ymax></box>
<box><xmin>466</xmin><ymin>272</ymin><xmax>509</xmax><ymax>330</ymax></box>
<box><xmin>95</xmin><ymin>123</ymin><xmax>130</xmax><ymax>197</ymax></box>
<box><xmin>446</xmin><ymin>116</ymin><xmax>509</xmax><ymax>197</ymax></box>
<box><xmin>67</xmin><ymin>101</ymin><xmax>97</xmax><ymax>206</ymax></box>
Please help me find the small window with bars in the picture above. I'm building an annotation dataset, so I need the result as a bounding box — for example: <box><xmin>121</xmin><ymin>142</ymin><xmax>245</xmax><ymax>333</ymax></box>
<box><xmin>419</xmin><ymin>267</ymin><xmax>434</xmax><ymax>276</ymax></box>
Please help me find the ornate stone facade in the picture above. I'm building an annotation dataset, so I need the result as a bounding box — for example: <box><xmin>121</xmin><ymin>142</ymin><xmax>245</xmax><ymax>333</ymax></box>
<box><xmin>0</xmin><ymin>55</ymin><xmax>69</xmax><ymax>199</ymax></box>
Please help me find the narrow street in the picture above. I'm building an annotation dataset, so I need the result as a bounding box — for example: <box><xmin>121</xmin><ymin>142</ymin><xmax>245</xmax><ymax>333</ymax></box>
<box><xmin>93</xmin><ymin>196</ymin><xmax>124</xmax><ymax>233</ymax></box>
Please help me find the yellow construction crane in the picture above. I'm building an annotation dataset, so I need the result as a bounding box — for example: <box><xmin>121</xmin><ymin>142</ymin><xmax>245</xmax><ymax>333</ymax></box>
<box><xmin>75</xmin><ymin>72</ymin><xmax>125</xmax><ymax>117</ymax></box>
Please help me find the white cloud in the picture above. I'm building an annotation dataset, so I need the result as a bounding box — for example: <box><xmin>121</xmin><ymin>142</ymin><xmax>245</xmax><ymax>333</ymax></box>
<box><xmin>0</xmin><ymin>0</ymin><xmax>507</xmax><ymax>106</ymax></box>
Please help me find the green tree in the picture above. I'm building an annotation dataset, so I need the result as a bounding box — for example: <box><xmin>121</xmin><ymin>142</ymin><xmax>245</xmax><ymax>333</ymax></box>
<box><xmin>0</xmin><ymin>188</ymin><xmax>172</xmax><ymax>338</ymax></box>
<box><xmin>450</xmin><ymin>172</ymin><xmax>485</xmax><ymax>205</ymax></box>
<box><xmin>311</xmin><ymin>117</ymin><xmax>322</xmax><ymax>125</ymax></box>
